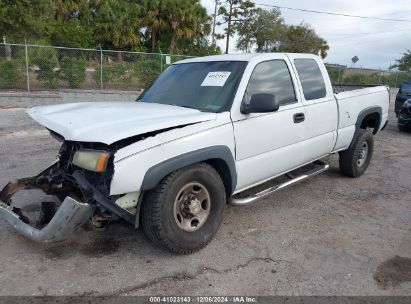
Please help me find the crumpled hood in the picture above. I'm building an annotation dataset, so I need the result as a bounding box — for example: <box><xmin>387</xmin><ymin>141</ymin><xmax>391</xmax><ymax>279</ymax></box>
<box><xmin>27</xmin><ymin>102</ymin><xmax>217</xmax><ymax>144</ymax></box>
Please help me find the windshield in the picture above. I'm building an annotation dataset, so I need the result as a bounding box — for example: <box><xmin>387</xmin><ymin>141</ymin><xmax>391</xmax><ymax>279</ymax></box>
<box><xmin>400</xmin><ymin>83</ymin><xmax>411</xmax><ymax>95</ymax></box>
<box><xmin>137</xmin><ymin>61</ymin><xmax>248</xmax><ymax>112</ymax></box>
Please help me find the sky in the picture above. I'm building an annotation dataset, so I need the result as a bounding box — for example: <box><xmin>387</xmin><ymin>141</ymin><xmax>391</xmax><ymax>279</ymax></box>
<box><xmin>200</xmin><ymin>0</ymin><xmax>411</xmax><ymax>69</ymax></box>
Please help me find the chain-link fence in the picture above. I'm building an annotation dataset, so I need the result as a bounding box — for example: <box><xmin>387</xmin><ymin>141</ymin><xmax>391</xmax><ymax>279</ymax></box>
<box><xmin>2</xmin><ymin>43</ymin><xmax>410</xmax><ymax>92</ymax></box>
<box><xmin>325</xmin><ymin>64</ymin><xmax>411</xmax><ymax>88</ymax></box>
<box><xmin>0</xmin><ymin>43</ymin><xmax>194</xmax><ymax>92</ymax></box>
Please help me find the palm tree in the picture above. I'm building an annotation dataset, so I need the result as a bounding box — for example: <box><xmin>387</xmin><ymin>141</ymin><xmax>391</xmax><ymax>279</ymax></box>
<box><xmin>392</xmin><ymin>50</ymin><xmax>411</xmax><ymax>72</ymax></box>
<box><xmin>164</xmin><ymin>0</ymin><xmax>210</xmax><ymax>53</ymax></box>
<box><xmin>141</xmin><ymin>0</ymin><xmax>168</xmax><ymax>52</ymax></box>
<box><xmin>94</xmin><ymin>0</ymin><xmax>142</xmax><ymax>50</ymax></box>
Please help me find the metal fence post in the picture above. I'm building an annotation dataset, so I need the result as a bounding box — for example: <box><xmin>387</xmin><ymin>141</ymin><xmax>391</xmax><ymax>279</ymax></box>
<box><xmin>395</xmin><ymin>71</ymin><xmax>399</xmax><ymax>88</ymax></box>
<box><xmin>100</xmin><ymin>46</ymin><xmax>103</xmax><ymax>90</ymax></box>
<box><xmin>159</xmin><ymin>49</ymin><xmax>163</xmax><ymax>72</ymax></box>
<box><xmin>24</xmin><ymin>39</ymin><xmax>30</xmax><ymax>92</ymax></box>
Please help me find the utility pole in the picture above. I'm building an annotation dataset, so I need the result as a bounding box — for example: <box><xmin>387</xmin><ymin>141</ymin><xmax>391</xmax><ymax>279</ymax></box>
<box><xmin>225</xmin><ymin>2</ymin><xmax>233</xmax><ymax>54</ymax></box>
<box><xmin>212</xmin><ymin>0</ymin><xmax>218</xmax><ymax>46</ymax></box>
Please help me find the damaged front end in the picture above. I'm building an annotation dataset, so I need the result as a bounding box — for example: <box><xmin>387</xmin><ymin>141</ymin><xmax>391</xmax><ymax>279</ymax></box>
<box><xmin>0</xmin><ymin>162</ymin><xmax>96</xmax><ymax>242</ymax></box>
<box><xmin>0</xmin><ymin>141</ymin><xmax>134</xmax><ymax>243</ymax></box>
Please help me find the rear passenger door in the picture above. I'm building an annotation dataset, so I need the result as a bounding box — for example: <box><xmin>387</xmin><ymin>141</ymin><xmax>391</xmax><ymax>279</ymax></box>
<box><xmin>232</xmin><ymin>58</ymin><xmax>308</xmax><ymax>192</ymax></box>
<box><xmin>288</xmin><ymin>54</ymin><xmax>338</xmax><ymax>163</ymax></box>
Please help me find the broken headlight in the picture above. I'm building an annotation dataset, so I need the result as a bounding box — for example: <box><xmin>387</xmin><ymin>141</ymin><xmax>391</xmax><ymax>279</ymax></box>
<box><xmin>72</xmin><ymin>150</ymin><xmax>110</xmax><ymax>173</ymax></box>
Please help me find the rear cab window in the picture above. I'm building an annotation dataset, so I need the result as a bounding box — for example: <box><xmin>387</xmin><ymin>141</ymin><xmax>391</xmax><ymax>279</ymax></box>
<box><xmin>294</xmin><ymin>59</ymin><xmax>327</xmax><ymax>100</ymax></box>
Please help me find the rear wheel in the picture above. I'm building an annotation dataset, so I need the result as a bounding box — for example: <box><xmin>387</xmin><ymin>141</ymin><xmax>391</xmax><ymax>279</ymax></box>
<box><xmin>141</xmin><ymin>163</ymin><xmax>226</xmax><ymax>254</ymax></box>
<box><xmin>339</xmin><ymin>129</ymin><xmax>374</xmax><ymax>177</ymax></box>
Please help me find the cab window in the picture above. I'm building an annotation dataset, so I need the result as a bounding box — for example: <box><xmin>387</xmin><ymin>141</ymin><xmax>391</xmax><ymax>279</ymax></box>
<box><xmin>294</xmin><ymin>59</ymin><xmax>327</xmax><ymax>100</ymax></box>
<box><xmin>244</xmin><ymin>60</ymin><xmax>297</xmax><ymax>106</ymax></box>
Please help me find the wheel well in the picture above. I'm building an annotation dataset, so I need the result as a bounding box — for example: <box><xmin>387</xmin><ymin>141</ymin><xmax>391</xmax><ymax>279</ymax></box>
<box><xmin>360</xmin><ymin>112</ymin><xmax>381</xmax><ymax>134</ymax></box>
<box><xmin>204</xmin><ymin>159</ymin><xmax>233</xmax><ymax>197</ymax></box>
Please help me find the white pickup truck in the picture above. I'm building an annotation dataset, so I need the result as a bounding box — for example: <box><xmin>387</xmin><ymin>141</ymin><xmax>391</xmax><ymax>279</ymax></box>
<box><xmin>0</xmin><ymin>53</ymin><xmax>389</xmax><ymax>254</ymax></box>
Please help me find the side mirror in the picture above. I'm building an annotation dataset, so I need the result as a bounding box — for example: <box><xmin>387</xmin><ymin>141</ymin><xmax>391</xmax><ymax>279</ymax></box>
<box><xmin>241</xmin><ymin>93</ymin><xmax>280</xmax><ymax>114</ymax></box>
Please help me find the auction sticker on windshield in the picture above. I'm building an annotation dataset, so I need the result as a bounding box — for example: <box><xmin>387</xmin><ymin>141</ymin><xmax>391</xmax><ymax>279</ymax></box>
<box><xmin>201</xmin><ymin>71</ymin><xmax>231</xmax><ymax>87</ymax></box>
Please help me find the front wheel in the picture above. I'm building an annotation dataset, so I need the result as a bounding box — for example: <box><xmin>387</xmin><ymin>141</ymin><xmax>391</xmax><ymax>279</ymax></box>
<box><xmin>141</xmin><ymin>163</ymin><xmax>226</xmax><ymax>254</ymax></box>
<box><xmin>339</xmin><ymin>129</ymin><xmax>374</xmax><ymax>177</ymax></box>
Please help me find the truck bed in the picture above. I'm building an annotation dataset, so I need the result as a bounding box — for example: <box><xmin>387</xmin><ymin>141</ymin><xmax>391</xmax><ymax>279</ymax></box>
<box><xmin>332</xmin><ymin>84</ymin><xmax>389</xmax><ymax>152</ymax></box>
<box><xmin>332</xmin><ymin>84</ymin><xmax>382</xmax><ymax>94</ymax></box>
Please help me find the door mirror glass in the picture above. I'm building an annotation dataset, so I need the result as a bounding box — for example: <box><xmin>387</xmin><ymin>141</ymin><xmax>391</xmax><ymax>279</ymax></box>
<box><xmin>241</xmin><ymin>93</ymin><xmax>279</xmax><ymax>114</ymax></box>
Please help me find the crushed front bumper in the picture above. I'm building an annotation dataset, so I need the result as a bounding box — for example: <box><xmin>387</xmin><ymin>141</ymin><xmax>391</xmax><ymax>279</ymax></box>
<box><xmin>0</xmin><ymin>197</ymin><xmax>94</xmax><ymax>242</ymax></box>
<box><xmin>0</xmin><ymin>165</ymin><xmax>95</xmax><ymax>243</ymax></box>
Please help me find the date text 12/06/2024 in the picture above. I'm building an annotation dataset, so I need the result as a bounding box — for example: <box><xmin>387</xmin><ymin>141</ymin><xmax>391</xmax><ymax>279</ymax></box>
<box><xmin>149</xmin><ymin>296</ymin><xmax>258</xmax><ymax>303</ymax></box>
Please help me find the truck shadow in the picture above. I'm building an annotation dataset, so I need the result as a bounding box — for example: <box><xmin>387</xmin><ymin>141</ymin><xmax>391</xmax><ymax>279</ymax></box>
<box><xmin>38</xmin><ymin>220</ymin><xmax>164</xmax><ymax>260</ymax></box>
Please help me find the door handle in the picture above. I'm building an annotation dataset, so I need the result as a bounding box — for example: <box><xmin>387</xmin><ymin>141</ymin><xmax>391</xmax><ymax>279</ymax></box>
<box><xmin>293</xmin><ymin>113</ymin><xmax>305</xmax><ymax>123</ymax></box>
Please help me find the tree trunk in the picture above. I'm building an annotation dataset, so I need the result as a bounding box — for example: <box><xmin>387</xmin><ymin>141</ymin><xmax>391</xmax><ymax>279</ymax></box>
<box><xmin>151</xmin><ymin>27</ymin><xmax>157</xmax><ymax>52</ymax></box>
<box><xmin>170</xmin><ymin>21</ymin><xmax>178</xmax><ymax>53</ymax></box>
<box><xmin>170</xmin><ymin>32</ymin><xmax>177</xmax><ymax>53</ymax></box>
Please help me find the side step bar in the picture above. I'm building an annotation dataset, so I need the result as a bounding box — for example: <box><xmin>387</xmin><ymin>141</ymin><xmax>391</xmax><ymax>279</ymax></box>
<box><xmin>229</xmin><ymin>160</ymin><xmax>329</xmax><ymax>206</ymax></box>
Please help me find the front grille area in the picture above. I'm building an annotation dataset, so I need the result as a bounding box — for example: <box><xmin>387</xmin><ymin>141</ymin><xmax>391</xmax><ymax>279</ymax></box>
<box><xmin>58</xmin><ymin>141</ymin><xmax>114</xmax><ymax>197</ymax></box>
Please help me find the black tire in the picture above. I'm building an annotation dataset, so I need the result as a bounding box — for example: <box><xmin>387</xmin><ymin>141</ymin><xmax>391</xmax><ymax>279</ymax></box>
<box><xmin>398</xmin><ymin>124</ymin><xmax>408</xmax><ymax>132</ymax></box>
<box><xmin>141</xmin><ymin>163</ymin><xmax>226</xmax><ymax>254</ymax></box>
<box><xmin>339</xmin><ymin>129</ymin><xmax>374</xmax><ymax>177</ymax></box>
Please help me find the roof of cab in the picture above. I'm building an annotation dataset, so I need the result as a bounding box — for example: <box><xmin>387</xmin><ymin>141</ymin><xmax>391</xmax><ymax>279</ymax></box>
<box><xmin>174</xmin><ymin>52</ymin><xmax>320</xmax><ymax>64</ymax></box>
<box><xmin>174</xmin><ymin>53</ymin><xmax>256</xmax><ymax>64</ymax></box>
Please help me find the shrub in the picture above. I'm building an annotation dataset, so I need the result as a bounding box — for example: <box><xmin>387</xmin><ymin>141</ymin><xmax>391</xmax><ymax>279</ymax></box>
<box><xmin>60</xmin><ymin>57</ymin><xmax>86</xmax><ymax>88</ymax></box>
<box><xmin>326</xmin><ymin>67</ymin><xmax>343</xmax><ymax>84</ymax></box>
<box><xmin>32</xmin><ymin>57</ymin><xmax>59</xmax><ymax>89</ymax></box>
<box><xmin>132</xmin><ymin>59</ymin><xmax>161</xmax><ymax>88</ymax></box>
<box><xmin>30</xmin><ymin>47</ymin><xmax>59</xmax><ymax>89</ymax></box>
<box><xmin>93</xmin><ymin>63</ymin><xmax>128</xmax><ymax>87</ymax></box>
<box><xmin>0</xmin><ymin>60</ymin><xmax>20</xmax><ymax>89</ymax></box>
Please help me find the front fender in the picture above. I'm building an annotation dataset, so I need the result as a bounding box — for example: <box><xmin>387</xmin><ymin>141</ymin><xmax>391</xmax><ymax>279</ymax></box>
<box><xmin>140</xmin><ymin>145</ymin><xmax>237</xmax><ymax>193</ymax></box>
<box><xmin>109</xmin><ymin>116</ymin><xmax>236</xmax><ymax>196</ymax></box>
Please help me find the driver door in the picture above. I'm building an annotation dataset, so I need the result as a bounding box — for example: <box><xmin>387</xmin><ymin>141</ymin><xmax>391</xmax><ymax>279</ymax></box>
<box><xmin>233</xmin><ymin>59</ymin><xmax>307</xmax><ymax>192</ymax></box>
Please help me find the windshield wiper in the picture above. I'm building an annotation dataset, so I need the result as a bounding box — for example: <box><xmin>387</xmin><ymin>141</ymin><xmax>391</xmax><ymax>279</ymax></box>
<box><xmin>171</xmin><ymin>104</ymin><xmax>195</xmax><ymax>110</ymax></box>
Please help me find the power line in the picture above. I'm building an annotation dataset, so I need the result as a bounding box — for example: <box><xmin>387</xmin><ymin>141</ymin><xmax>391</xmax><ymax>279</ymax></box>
<box><xmin>326</xmin><ymin>28</ymin><xmax>411</xmax><ymax>37</ymax></box>
<box><xmin>255</xmin><ymin>3</ymin><xmax>411</xmax><ymax>23</ymax></box>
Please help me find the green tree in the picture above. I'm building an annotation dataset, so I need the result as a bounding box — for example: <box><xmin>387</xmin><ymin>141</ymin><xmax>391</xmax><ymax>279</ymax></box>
<box><xmin>50</xmin><ymin>19</ymin><xmax>95</xmax><ymax>48</ymax></box>
<box><xmin>279</xmin><ymin>23</ymin><xmax>329</xmax><ymax>59</ymax></box>
<box><xmin>179</xmin><ymin>37</ymin><xmax>221</xmax><ymax>56</ymax></box>
<box><xmin>236</xmin><ymin>8</ymin><xmax>284</xmax><ymax>53</ymax></box>
<box><xmin>0</xmin><ymin>0</ymin><xmax>51</xmax><ymax>41</ymax></box>
<box><xmin>392</xmin><ymin>50</ymin><xmax>411</xmax><ymax>72</ymax></box>
<box><xmin>94</xmin><ymin>0</ymin><xmax>142</xmax><ymax>50</ymax></box>
<box><xmin>141</xmin><ymin>0</ymin><xmax>168</xmax><ymax>52</ymax></box>
<box><xmin>49</xmin><ymin>0</ymin><xmax>100</xmax><ymax>46</ymax></box>
<box><xmin>164</xmin><ymin>0</ymin><xmax>211</xmax><ymax>53</ymax></box>
<box><xmin>217</xmin><ymin>0</ymin><xmax>255</xmax><ymax>54</ymax></box>
<box><xmin>0</xmin><ymin>0</ymin><xmax>223</xmax><ymax>56</ymax></box>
